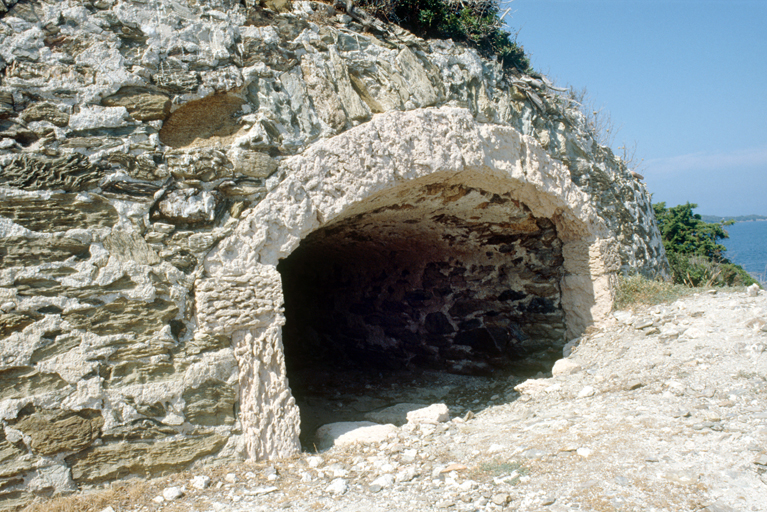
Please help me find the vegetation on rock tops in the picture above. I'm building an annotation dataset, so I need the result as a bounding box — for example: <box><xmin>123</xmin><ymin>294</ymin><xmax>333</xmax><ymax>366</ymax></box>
<box><xmin>356</xmin><ymin>0</ymin><xmax>532</xmax><ymax>72</ymax></box>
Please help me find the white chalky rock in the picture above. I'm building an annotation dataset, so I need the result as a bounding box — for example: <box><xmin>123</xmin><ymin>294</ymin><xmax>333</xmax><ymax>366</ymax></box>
<box><xmin>326</xmin><ymin>478</ymin><xmax>348</xmax><ymax>495</ymax></box>
<box><xmin>406</xmin><ymin>403</ymin><xmax>450</xmax><ymax>424</ymax></box>
<box><xmin>315</xmin><ymin>421</ymin><xmax>397</xmax><ymax>450</ymax></box>
<box><xmin>578</xmin><ymin>386</ymin><xmax>596</xmax><ymax>398</ymax></box>
<box><xmin>191</xmin><ymin>475</ymin><xmax>211</xmax><ymax>490</ymax></box>
<box><xmin>306</xmin><ymin>456</ymin><xmax>323</xmax><ymax>468</ymax></box>
<box><xmin>162</xmin><ymin>486</ymin><xmax>184</xmax><ymax>500</ymax></box>
<box><xmin>371</xmin><ymin>474</ymin><xmax>394</xmax><ymax>489</ymax></box>
<box><xmin>552</xmin><ymin>358</ymin><xmax>582</xmax><ymax>376</ymax></box>
<box><xmin>747</xmin><ymin>283</ymin><xmax>760</xmax><ymax>297</ymax></box>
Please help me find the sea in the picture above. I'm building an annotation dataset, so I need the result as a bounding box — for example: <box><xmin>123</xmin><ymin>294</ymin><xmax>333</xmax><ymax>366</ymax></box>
<box><xmin>721</xmin><ymin>220</ymin><xmax>767</xmax><ymax>285</ymax></box>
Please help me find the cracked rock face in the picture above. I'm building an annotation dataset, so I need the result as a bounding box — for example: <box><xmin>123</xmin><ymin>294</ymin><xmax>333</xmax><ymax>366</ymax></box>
<box><xmin>0</xmin><ymin>0</ymin><xmax>667</xmax><ymax>502</ymax></box>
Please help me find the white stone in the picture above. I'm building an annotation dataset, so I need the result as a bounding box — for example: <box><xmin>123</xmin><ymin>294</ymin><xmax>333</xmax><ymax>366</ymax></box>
<box><xmin>191</xmin><ymin>475</ymin><xmax>211</xmax><ymax>490</ymax></box>
<box><xmin>747</xmin><ymin>284</ymin><xmax>760</xmax><ymax>297</ymax></box>
<box><xmin>576</xmin><ymin>447</ymin><xmax>593</xmax><ymax>458</ymax></box>
<box><xmin>306</xmin><ymin>455</ymin><xmax>323</xmax><ymax>468</ymax></box>
<box><xmin>224</xmin><ymin>473</ymin><xmax>237</xmax><ymax>483</ymax></box>
<box><xmin>314</xmin><ymin>421</ymin><xmax>397</xmax><ymax>451</ymax></box>
<box><xmin>371</xmin><ymin>474</ymin><xmax>394</xmax><ymax>489</ymax></box>
<box><xmin>68</xmin><ymin>105</ymin><xmax>130</xmax><ymax>131</ymax></box>
<box><xmin>578</xmin><ymin>386</ymin><xmax>596</xmax><ymax>398</ymax></box>
<box><xmin>162</xmin><ymin>486</ymin><xmax>184</xmax><ymax>500</ymax></box>
<box><xmin>552</xmin><ymin>358</ymin><xmax>582</xmax><ymax>376</ymax></box>
<box><xmin>325</xmin><ymin>478</ymin><xmax>348</xmax><ymax>495</ymax></box>
<box><xmin>406</xmin><ymin>404</ymin><xmax>450</xmax><ymax>425</ymax></box>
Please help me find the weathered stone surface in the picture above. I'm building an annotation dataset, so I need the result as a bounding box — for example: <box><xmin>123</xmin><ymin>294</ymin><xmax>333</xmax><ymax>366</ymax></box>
<box><xmin>66</xmin><ymin>434</ymin><xmax>228</xmax><ymax>483</ymax></box>
<box><xmin>0</xmin><ymin>154</ymin><xmax>102</xmax><ymax>192</ymax></box>
<box><xmin>0</xmin><ymin>194</ymin><xmax>118</xmax><ymax>232</ymax></box>
<box><xmin>226</xmin><ymin>148</ymin><xmax>277</xmax><ymax>178</ymax></box>
<box><xmin>63</xmin><ymin>298</ymin><xmax>178</xmax><ymax>337</ymax></box>
<box><xmin>101</xmin><ymin>87</ymin><xmax>171</xmax><ymax>122</ymax></box>
<box><xmin>106</xmin><ymin>152</ymin><xmax>167</xmax><ymax>181</ymax></box>
<box><xmin>20</xmin><ymin>102</ymin><xmax>70</xmax><ymax>127</ymax></box>
<box><xmin>159</xmin><ymin>94</ymin><xmax>245</xmax><ymax>148</ymax></box>
<box><xmin>0</xmin><ymin>312</ymin><xmax>37</xmax><ymax>339</ymax></box>
<box><xmin>0</xmin><ymin>367</ymin><xmax>70</xmax><ymax>402</ymax></box>
<box><xmin>154</xmin><ymin>189</ymin><xmax>220</xmax><ymax>226</ymax></box>
<box><xmin>182</xmin><ymin>383</ymin><xmax>236</xmax><ymax>426</ymax></box>
<box><xmin>314</xmin><ymin>421</ymin><xmax>397</xmax><ymax>451</ymax></box>
<box><xmin>14</xmin><ymin>409</ymin><xmax>103</xmax><ymax>456</ymax></box>
<box><xmin>0</xmin><ymin>237</ymin><xmax>91</xmax><ymax>269</ymax></box>
<box><xmin>0</xmin><ymin>92</ymin><xmax>13</xmax><ymax>118</ymax></box>
<box><xmin>166</xmin><ymin>147</ymin><xmax>233</xmax><ymax>181</ymax></box>
<box><xmin>103</xmin><ymin>231</ymin><xmax>160</xmax><ymax>265</ymax></box>
<box><xmin>102</xmin><ymin>419</ymin><xmax>178</xmax><ymax>442</ymax></box>
<box><xmin>0</xmin><ymin>431</ymin><xmax>34</xmax><ymax>479</ymax></box>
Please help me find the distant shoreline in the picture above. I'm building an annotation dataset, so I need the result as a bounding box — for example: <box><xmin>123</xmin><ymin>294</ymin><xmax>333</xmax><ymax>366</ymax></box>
<box><xmin>700</xmin><ymin>214</ymin><xmax>767</xmax><ymax>224</ymax></box>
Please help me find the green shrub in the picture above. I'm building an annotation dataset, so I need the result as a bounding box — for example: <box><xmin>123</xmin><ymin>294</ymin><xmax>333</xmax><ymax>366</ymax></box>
<box><xmin>653</xmin><ymin>202</ymin><xmax>758</xmax><ymax>287</ymax></box>
<box><xmin>358</xmin><ymin>0</ymin><xmax>532</xmax><ymax>72</ymax></box>
<box><xmin>666</xmin><ymin>253</ymin><xmax>757</xmax><ymax>288</ymax></box>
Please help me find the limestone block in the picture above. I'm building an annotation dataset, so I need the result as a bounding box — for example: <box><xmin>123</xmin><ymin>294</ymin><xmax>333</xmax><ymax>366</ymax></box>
<box><xmin>156</xmin><ymin>189</ymin><xmax>219</xmax><ymax>226</ymax></box>
<box><xmin>226</xmin><ymin>148</ymin><xmax>278</xmax><ymax>178</ymax></box>
<box><xmin>551</xmin><ymin>358</ymin><xmax>582</xmax><ymax>376</ymax></box>
<box><xmin>65</xmin><ymin>434</ymin><xmax>227</xmax><ymax>483</ymax></box>
<box><xmin>0</xmin><ymin>432</ymin><xmax>34</xmax><ymax>478</ymax></box>
<box><xmin>0</xmin><ymin>154</ymin><xmax>102</xmax><ymax>192</ymax></box>
<box><xmin>68</xmin><ymin>106</ymin><xmax>131</xmax><ymax>131</ymax></box>
<box><xmin>314</xmin><ymin>421</ymin><xmax>397</xmax><ymax>451</ymax></box>
<box><xmin>20</xmin><ymin>102</ymin><xmax>69</xmax><ymax>127</ymax></box>
<box><xmin>406</xmin><ymin>404</ymin><xmax>450</xmax><ymax>425</ymax></box>
<box><xmin>0</xmin><ymin>194</ymin><xmax>118</xmax><ymax>233</ymax></box>
<box><xmin>101</xmin><ymin>87</ymin><xmax>171</xmax><ymax>121</ymax></box>
<box><xmin>103</xmin><ymin>230</ymin><xmax>160</xmax><ymax>265</ymax></box>
<box><xmin>0</xmin><ymin>367</ymin><xmax>70</xmax><ymax>402</ymax></box>
<box><xmin>14</xmin><ymin>409</ymin><xmax>103</xmax><ymax>456</ymax></box>
<box><xmin>166</xmin><ymin>147</ymin><xmax>234</xmax><ymax>182</ymax></box>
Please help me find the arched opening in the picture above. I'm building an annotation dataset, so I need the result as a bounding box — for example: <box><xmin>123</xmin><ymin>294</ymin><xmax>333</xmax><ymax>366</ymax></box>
<box><xmin>199</xmin><ymin>107</ymin><xmax>617</xmax><ymax>459</ymax></box>
<box><xmin>276</xmin><ymin>173</ymin><xmax>568</xmax><ymax>444</ymax></box>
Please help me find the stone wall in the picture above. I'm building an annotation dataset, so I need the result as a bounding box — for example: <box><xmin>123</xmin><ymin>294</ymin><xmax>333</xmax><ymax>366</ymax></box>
<box><xmin>0</xmin><ymin>0</ymin><xmax>667</xmax><ymax>505</ymax></box>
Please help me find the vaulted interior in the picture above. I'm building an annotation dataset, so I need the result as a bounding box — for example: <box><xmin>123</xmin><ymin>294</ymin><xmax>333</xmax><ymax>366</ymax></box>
<box><xmin>277</xmin><ymin>175</ymin><xmax>568</xmax><ymax>385</ymax></box>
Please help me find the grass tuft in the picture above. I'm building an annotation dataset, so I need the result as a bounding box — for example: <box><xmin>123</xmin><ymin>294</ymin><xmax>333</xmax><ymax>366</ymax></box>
<box><xmin>613</xmin><ymin>275</ymin><xmax>693</xmax><ymax>310</ymax></box>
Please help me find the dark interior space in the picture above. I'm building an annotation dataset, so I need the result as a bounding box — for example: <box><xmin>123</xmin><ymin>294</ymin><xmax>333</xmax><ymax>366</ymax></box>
<box><xmin>275</xmin><ymin>180</ymin><xmax>568</xmax><ymax>445</ymax></box>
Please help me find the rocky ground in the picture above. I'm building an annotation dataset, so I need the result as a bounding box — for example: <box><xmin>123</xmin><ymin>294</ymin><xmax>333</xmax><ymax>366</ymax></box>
<box><xmin>25</xmin><ymin>288</ymin><xmax>767</xmax><ymax>512</ymax></box>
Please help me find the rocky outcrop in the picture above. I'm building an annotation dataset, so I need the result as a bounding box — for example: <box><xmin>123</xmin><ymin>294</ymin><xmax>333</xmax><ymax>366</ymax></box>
<box><xmin>0</xmin><ymin>0</ymin><xmax>667</xmax><ymax>505</ymax></box>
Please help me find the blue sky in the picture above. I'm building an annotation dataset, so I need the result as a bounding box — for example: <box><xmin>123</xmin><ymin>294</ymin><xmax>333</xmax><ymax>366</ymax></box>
<box><xmin>507</xmin><ymin>0</ymin><xmax>767</xmax><ymax>216</ymax></box>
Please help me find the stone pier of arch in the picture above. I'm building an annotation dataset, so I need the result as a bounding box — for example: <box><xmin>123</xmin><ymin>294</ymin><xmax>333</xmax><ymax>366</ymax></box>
<box><xmin>196</xmin><ymin>107</ymin><xmax>621</xmax><ymax>460</ymax></box>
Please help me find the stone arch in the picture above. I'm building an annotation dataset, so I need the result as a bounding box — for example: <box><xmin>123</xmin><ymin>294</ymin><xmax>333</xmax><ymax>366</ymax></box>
<box><xmin>196</xmin><ymin>107</ymin><xmax>619</xmax><ymax>460</ymax></box>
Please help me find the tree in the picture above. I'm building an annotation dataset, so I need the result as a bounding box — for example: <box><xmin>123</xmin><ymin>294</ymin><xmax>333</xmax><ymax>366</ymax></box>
<box><xmin>653</xmin><ymin>202</ymin><xmax>730</xmax><ymax>262</ymax></box>
<box><xmin>652</xmin><ymin>202</ymin><xmax>756</xmax><ymax>287</ymax></box>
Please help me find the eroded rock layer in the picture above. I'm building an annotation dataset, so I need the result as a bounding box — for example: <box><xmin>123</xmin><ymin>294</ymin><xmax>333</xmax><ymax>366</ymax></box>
<box><xmin>0</xmin><ymin>0</ymin><xmax>667</xmax><ymax>504</ymax></box>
